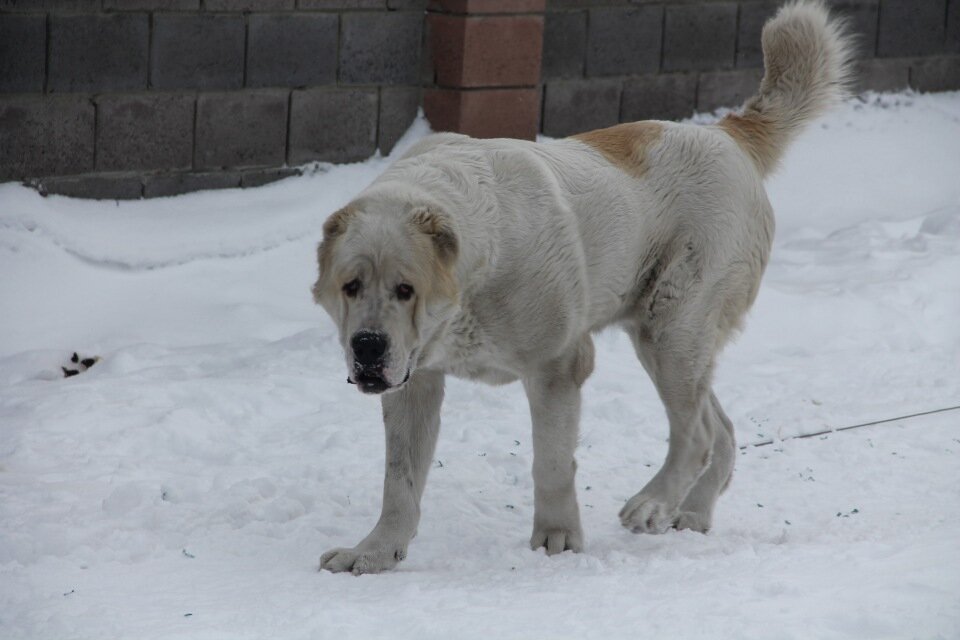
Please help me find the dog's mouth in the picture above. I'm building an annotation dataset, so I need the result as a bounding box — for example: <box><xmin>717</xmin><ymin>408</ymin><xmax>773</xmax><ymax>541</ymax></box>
<box><xmin>348</xmin><ymin>367</ymin><xmax>411</xmax><ymax>395</ymax></box>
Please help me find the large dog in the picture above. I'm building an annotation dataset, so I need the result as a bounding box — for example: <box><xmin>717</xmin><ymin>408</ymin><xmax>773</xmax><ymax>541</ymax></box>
<box><xmin>314</xmin><ymin>0</ymin><xmax>853</xmax><ymax>574</ymax></box>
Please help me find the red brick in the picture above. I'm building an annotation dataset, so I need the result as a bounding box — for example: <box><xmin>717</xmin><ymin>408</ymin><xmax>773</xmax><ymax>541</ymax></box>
<box><xmin>428</xmin><ymin>0</ymin><xmax>545</xmax><ymax>14</ymax></box>
<box><xmin>423</xmin><ymin>88</ymin><xmax>540</xmax><ymax>140</ymax></box>
<box><xmin>430</xmin><ymin>14</ymin><xmax>543</xmax><ymax>87</ymax></box>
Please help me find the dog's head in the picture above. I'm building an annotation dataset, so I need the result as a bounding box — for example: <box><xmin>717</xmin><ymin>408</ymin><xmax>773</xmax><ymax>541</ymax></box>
<box><xmin>312</xmin><ymin>200</ymin><xmax>460</xmax><ymax>394</ymax></box>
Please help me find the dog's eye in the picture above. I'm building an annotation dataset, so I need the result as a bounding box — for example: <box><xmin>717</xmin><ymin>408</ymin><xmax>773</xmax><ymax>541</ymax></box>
<box><xmin>342</xmin><ymin>279</ymin><xmax>361</xmax><ymax>298</ymax></box>
<box><xmin>396</xmin><ymin>284</ymin><xmax>414</xmax><ymax>301</ymax></box>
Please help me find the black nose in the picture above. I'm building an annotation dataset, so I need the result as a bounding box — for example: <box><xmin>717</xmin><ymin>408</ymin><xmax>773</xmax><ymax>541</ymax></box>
<box><xmin>351</xmin><ymin>332</ymin><xmax>387</xmax><ymax>366</ymax></box>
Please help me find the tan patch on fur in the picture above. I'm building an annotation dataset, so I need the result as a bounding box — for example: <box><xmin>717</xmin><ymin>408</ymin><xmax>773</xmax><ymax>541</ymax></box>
<box><xmin>313</xmin><ymin>206</ymin><xmax>356</xmax><ymax>303</ymax></box>
<box><xmin>407</xmin><ymin>207</ymin><xmax>460</xmax><ymax>303</ymax></box>
<box><xmin>572</xmin><ymin>121</ymin><xmax>664</xmax><ymax>178</ymax></box>
<box><xmin>718</xmin><ymin>111</ymin><xmax>782</xmax><ymax>176</ymax></box>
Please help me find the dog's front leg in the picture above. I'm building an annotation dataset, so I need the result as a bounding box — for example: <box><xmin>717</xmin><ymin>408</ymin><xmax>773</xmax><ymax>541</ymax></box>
<box><xmin>320</xmin><ymin>369</ymin><xmax>444</xmax><ymax>575</ymax></box>
<box><xmin>522</xmin><ymin>338</ymin><xmax>593</xmax><ymax>555</ymax></box>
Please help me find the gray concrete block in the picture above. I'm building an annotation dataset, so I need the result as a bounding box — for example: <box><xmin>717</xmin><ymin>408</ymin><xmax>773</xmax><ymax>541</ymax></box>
<box><xmin>195</xmin><ymin>90</ymin><xmax>288</xmax><ymax>170</ymax></box>
<box><xmin>204</xmin><ymin>0</ymin><xmax>295</xmax><ymax>9</ymax></box>
<box><xmin>0</xmin><ymin>0</ymin><xmax>100</xmax><ymax>10</ymax></box>
<box><xmin>877</xmin><ymin>0</ymin><xmax>946</xmax><ymax>57</ymax></box>
<box><xmin>48</xmin><ymin>14</ymin><xmax>149</xmax><ymax>93</ymax></box>
<box><xmin>696</xmin><ymin>68</ymin><xmax>762</xmax><ymax>112</ymax></box>
<box><xmin>103</xmin><ymin>0</ymin><xmax>199</xmax><ymax>9</ymax></box>
<box><xmin>95</xmin><ymin>93</ymin><xmax>195</xmax><ymax>172</ymax></box>
<box><xmin>663</xmin><ymin>3</ymin><xmax>737</xmax><ymax>72</ymax></box>
<box><xmin>542</xmin><ymin>11</ymin><xmax>586</xmax><ymax>80</ymax></box>
<box><xmin>829</xmin><ymin>1</ymin><xmax>879</xmax><ymax>58</ymax></box>
<box><xmin>298</xmin><ymin>0</ymin><xmax>385</xmax><ymax>8</ymax></box>
<box><xmin>736</xmin><ymin>2</ymin><xmax>779</xmax><ymax>68</ymax></box>
<box><xmin>152</xmin><ymin>14</ymin><xmax>245</xmax><ymax>91</ymax></box>
<box><xmin>542</xmin><ymin>79</ymin><xmax>621</xmax><ymax>137</ymax></box>
<box><xmin>289</xmin><ymin>88</ymin><xmax>378</xmax><ymax>164</ymax></box>
<box><xmin>586</xmin><ymin>6</ymin><xmax>662</xmax><ymax>77</ymax></box>
<box><xmin>247</xmin><ymin>13</ymin><xmax>338</xmax><ymax>88</ymax></box>
<box><xmin>0</xmin><ymin>15</ymin><xmax>45</xmax><ymax>93</ymax></box>
<box><xmin>621</xmin><ymin>72</ymin><xmax>698</xmax><ymax>121</ymax></box>
<box><xmin>854</xmin><ymin>57</ymin><xmax>910</xmax><ymax>92</ymax></box>
<box><xmin>36</xmin><ymin>174</ymin><xmax>144</xmax><ymax>200</ymax></box>
<box><xmin>948</xmin><ymin>0</ymin><xmax>960</xmax><ymax>53</ymax></box>
<box><xmin>241</xmin><ymin>167</ymin><xmax>301</xmax><ymax>188</ymax></box>
<box><xmin>0</xmin><ymin>96</ymin><xmax>94</xmax><ymax>180</ymax></box>
<box><xmin>379</xmin><ymin>86</ymin><xmax>420</xmax><ymax>155</ymax></box>
<box><xmin>143</xmin><ymin>171</ymin><xmax>242</xmax><ymax>198</ymax></box>
<box><xmin>340</xmin><ymin>12</ymin><xmax>422</xmax><ymax>85</ymax></box>
<box><xmin>910</xmin><ymin>55</ymin><xmax>960</xmax><ymax>92</ymax></box>
<box><xmin>387</xmin><ymin>0</ymin><xmax>427</xmax><ymax>9</ymax></box>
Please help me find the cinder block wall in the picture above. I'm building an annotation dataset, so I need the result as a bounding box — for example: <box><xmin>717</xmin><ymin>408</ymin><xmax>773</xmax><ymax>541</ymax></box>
<box><xmin>0</xmin><ymin>0</ymin><xmax>426</xmax><ymax>198</ymax></box>
<box><xmin>1</xmin><ymin>0</ymin><xmax>958</xmax><ymax>199</ymax></box>
<box><xmin>541</xmin><ymin>0</ymin><xmax>960</xmax><ymax>137</ymax></box>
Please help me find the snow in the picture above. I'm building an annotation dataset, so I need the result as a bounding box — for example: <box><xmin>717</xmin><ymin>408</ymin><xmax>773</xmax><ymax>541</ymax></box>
<box><xmin>2</xmin><ymin>92</ymin><xmax>959</xmax><ymax>640</ymax></box>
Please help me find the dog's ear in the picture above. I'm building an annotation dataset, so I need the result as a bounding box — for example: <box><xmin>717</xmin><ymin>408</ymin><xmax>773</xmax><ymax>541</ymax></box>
<box><xmin>409</xmin><ymin>206</ymin><xmax>458</xmax><ymax>265</ymax></box>
<box><xmin>322</xmin><ymin>206</ymin><xmax>354</xmax><ymax>240</ymax></box>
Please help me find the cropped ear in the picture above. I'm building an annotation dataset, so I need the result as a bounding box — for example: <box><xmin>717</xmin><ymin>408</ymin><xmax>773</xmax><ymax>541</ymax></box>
<box><xmin>409</xmin><ymin>206</ymin><xmax>459</xmax><ymax>265</ymax></box>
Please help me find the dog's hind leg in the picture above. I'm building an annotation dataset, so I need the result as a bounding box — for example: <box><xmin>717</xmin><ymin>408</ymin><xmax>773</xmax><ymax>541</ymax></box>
<box><xmin>673</xmin><ymin>392</ymin><xmax>736</xmax><ymax>532</ymax></box>
<box><xmin>320</xmin><ymin>369</ymin><xmax>444</xmax><ymax>574</ymax></box>
<box><xmin>523</xmin><ymin>334</ymin><xmax>595</xmax><ymax>555</ymax></box>
<box><xmin>620</xmin><ymin>290</ymin><xmax>723</xmax><ymax>534</ymax></box>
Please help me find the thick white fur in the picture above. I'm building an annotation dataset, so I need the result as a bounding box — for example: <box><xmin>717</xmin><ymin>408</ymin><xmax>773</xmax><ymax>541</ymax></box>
<box><xmin>315</xmin><ymin>0</ymin><xmax>854</xmax><ymax>574</ymax></box>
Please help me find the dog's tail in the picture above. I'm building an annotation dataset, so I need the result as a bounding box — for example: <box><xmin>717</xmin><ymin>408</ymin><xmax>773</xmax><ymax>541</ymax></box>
<box><xmin>719</xmin><ymin>0</ymin><xmax>855</xmax><ymax>176</ymax></box>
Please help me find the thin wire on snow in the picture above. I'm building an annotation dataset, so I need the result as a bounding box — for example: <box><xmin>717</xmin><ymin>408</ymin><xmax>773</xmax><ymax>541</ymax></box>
<box><xmin>743</xmin><ymin>404</ymin><xmax>960</xmax><ymax>449</ymax></box>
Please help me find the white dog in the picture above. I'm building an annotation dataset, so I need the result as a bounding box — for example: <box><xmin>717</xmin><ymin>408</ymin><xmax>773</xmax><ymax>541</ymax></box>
<box><xmin>313</xmin><ymin>0</ymin><xmax>853</xmax><ymax>574</ymax></box>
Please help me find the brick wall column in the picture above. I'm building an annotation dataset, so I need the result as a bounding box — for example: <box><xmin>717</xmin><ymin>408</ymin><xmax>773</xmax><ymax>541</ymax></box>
<box><xmin>424</xmin><ymin>0</ymin><xmax>544</xmax><ymax>140</ymax></box>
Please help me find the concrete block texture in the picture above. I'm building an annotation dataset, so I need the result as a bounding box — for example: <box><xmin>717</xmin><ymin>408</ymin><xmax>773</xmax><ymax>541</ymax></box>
<box><xmin>297</xmin><ymin>0</ymin><xmax>385</xmax><ymax>8</ymax></box>
<box><xmin>586</xmin><ymin>5</ymin><xmax>662</xmax><ymax>77</ymax></box>
<box><xmin>542</xmin><ymin>79</ymin><xmax>621</xmax><ymax>137</ymax></box>
<box><xmin>430</xmin><ymin>14</ymin><xmax>543</xmax><ymax>87</ymax></box>
<box><xmin>948</xmin><ymin>0</ymin><xmax>960</xmax><ymax>53</ymax></box>
<box><xmin>542</xmin><ymin>10</ymin><xmax>586</xmax><ymax>80</ymax></box>
<box><xmin>877</xmin><ymin>0</ymin><xmax>946</xmax><ymax>57</ymax></box>
<box><xmin>102</xmin><ymin>0</ymin><xmax>199</xmax><ymax>9</ymax></box>
<box><xmin>428</xmin><ymin>0</ymin><xmax>545</xmax><ymax>12</ymax></box>
<box><xmin>48</xmin><ymin>14</ymin><xmax>149</xmax><ymax>93</ymax></box>
<box><xmin>621</xmin><ymin>72</ymin><xmax>698</xmax><ymax>122</ymax></box>
<box><xmin>379</xmin><ymin>86</ymin><xmax>420</xmax><ymax>154</ymax></box>
<box><xmin>340</xmin><ymin>12</ymin><xmax>423</xmax><ymax>85</ymax></box>
<box><xmin>241</xmin><ymin>167</ymin><xmax>301</xmax><ymax>188</ymax></box>
<box><xmin>697</xmin><ymin>68</ymin><xmax>763</xmax><ymax>112</ymax></box>
<box><xmin>663</xmin><ymin>3</ymin><xmax>737</xmax><ymax>72</ymax></box>
<box><xmin>247</xmin><ymin>14</ymin><xmax>338</xmax><ymax>88</ymax></box>
<box><xmin>736</xmin><ymin>2</ymin><xmax>780</xmax><ymax>68</ymax></box>
<box><xmin>95</xmin><ymin>93</ymin><xmax>195</xmax><ymax>172</ymax></box>
<box><xmin>152</xmin><ymin>14</ymin><xmax>245</xmax><ymax>90</ymax></box>
<box><xmin>855</xmin><ymin>57</ymin><xmax>910</xmax><ymax>92</ymax></box>
<box><xmin>36</xmin><ymin>174</ymin><xmax>144</xmax><ymax>200</ymax></box>
<box><xmin>143</xmin><ymin>172</ymin><xmax>242</xmax><ymax>198</ymax></box>
<box><xmin>829</xmin><ymin>1</ymin><xmax>879</xmax><ymax>58</ymax></box>
<box><xmin>0</xmin><ymin>15</ymin><xmax>46</xmax><ymax>93</ymax></box>
<box><xmin>195</xmin><ymin>90</ymin><xmax>288</xmax><ymax>170</ymax></box>
<box><xmin>0</xmin><ymin>96</ymin><xmax>94</xmax><ymax>180</ymax></box>
<box><xmin>204</xmin><ymin>0</ymin><xmax>296</xmax><ymax>9</ymax></box>
<box><xmin>289</xmin><ymin>88</ymin><xmax>378</xmax><ymax>164</ymax></box>
<box><xmin>0</xmin><ymin>0</ymin><xmax>100</xmax><ymax>10</ymax></box>
<box><xmin>910</xmin><ymin>56</ymin><xmax>960</xmax><ymax>92</ymax></box>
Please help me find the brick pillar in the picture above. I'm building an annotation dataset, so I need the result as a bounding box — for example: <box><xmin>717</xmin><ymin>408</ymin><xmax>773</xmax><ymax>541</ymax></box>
<box><xmin>424</xmin><ymin>0</ymin><xmax>544</xmax><ymax>140</ymax></box>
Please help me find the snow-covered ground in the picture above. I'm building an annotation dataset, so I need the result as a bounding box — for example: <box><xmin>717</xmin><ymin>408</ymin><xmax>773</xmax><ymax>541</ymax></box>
<box><xmin>1</xmin><ymin>92</ymin><xmax>959</xmax><ymax>640</ymax></box>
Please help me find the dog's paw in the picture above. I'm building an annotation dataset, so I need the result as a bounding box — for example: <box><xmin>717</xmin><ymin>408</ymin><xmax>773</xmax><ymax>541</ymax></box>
<box><xmin>530</xmin><ymin>525</ymin><xmax>584</xmax><ymax>556</ymax></box>
<box><xmin>673</xmin><ymin>510</ymin><xmax>711</xmax><ymax>533</ymax></box>
<box><xmin>319</xmin><ymin>544</ymin><xmax>406</xmax><ymax>575</ymax></box>
<box><xmin>619</xmin><ymin>494</ymin><xmax>678</xmax><ymax>534</ymax></box>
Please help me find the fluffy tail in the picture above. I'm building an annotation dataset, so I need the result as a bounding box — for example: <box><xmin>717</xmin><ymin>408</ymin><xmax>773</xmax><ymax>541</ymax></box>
<box><xmin>719</xmin><ymin>0</ymin><xmax>855</xmax><ymax>176</ymax></box>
